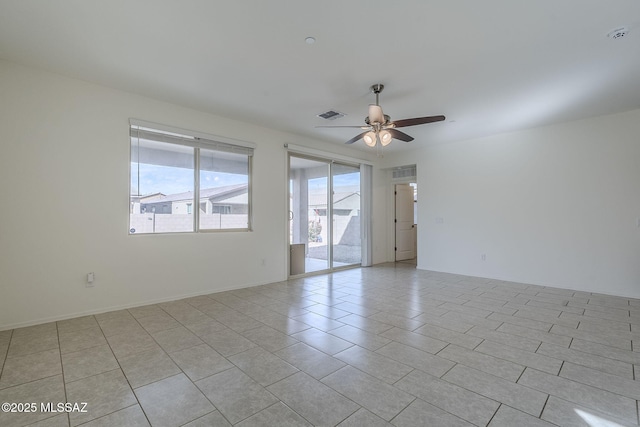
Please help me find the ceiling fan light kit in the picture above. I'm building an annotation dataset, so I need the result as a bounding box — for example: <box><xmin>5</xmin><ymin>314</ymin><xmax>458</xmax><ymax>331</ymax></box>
<box><xmin>379</xmin><ymin>129</ymin><xmax>392</xmax><ymax>146</ymax></box>
<box><xmin>363</xmin><ymin>131</ymin><xmax>377</xmax><ymax>147</ymax></box>
<box><xmin>317</xmin><ymin>83</ymin><xmax>445</xmax><ymax>148</ymax></box>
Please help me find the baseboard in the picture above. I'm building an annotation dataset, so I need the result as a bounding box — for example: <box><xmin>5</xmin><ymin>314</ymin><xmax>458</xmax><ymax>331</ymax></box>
<box><xmin>0</xmin><ymin>279</ymin><xmax>275</xmax><ymax>332</ymax></box>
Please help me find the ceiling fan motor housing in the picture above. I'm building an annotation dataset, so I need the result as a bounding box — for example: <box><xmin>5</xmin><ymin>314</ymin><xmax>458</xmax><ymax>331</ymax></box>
<box><xmin>367</xmin><ymin>104</ymin><xmax>385</xmax><ymax>125</ymax></box>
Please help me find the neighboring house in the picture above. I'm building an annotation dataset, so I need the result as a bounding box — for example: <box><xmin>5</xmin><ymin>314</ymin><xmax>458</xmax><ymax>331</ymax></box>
<box><xmin>306</xmin><ymin>185</ymin><xmax>361</xmax><ymax>246</ymax></box>
<box><xmin>133</xmin><ymin>183</ymin><xmax>248</xmax><ymax>215</ymax></box>
<box><xmin>308</xmin><ymin>186</ymin><xmax>361</xmax><ymax>218</ymax></box>
<box><xmin>130</xmin><ymin>192</ymin><xmax>165</xmax><ymax>214</ymax></box>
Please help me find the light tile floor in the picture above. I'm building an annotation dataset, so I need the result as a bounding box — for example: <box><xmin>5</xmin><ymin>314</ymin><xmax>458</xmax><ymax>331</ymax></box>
<box><xmin>1</xmin><ymin>263</ymin><xmax>640</xmax><ymax>426</ymax></box>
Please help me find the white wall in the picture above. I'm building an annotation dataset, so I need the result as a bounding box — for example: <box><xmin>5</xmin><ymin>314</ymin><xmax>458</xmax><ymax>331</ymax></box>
<box><xmin>382</xmin><ymin>109</ymin><xmax>640</xmax><ymax>298</ymax></box>
<box><xmin>0</xmin><ymin>60</ymin><xmax>377</xmax><ymax>329</ymax></box>
<box><xmin>371</xmin><ymin>166</ymin><xmax>392</xmax><ymax>265</ymax></box>
<box><xmin>6</xmin><ymin>58</ymin><xmax>635</xmax><ymax>330</ymax></box>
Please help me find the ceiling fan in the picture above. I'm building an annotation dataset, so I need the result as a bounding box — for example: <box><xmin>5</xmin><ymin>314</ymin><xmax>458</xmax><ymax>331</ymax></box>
<box><xmin>317</xmin><ymin>84</ymin><xmax>445</xmax><ymax>147</ymax></box>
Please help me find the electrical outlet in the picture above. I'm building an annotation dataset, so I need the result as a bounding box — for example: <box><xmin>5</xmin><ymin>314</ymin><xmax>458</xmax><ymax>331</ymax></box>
<box><xmin>481</xmin><ymin>254</ymin><xmax>486</xmax><ymax>261</ymax></box>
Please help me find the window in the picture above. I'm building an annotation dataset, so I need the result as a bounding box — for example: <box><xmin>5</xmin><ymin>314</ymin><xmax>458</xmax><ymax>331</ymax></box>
<box><xmin>129</xmin><ymin>121</ymin><xmax>253</xmax><ymax>234</ymax></box>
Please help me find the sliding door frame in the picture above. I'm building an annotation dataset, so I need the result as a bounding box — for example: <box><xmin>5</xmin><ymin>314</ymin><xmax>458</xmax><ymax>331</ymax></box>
<box><xmin>287</xmin><ymin>152</ymin><xmax>362</xmax><ymax>278</ymax></box>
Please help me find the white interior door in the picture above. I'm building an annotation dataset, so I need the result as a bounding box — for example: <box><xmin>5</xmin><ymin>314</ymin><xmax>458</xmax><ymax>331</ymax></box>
<box><xmin>395</xmin><ymin>184</ymin><xmax>415</xmax><ymax>261</ymax></box>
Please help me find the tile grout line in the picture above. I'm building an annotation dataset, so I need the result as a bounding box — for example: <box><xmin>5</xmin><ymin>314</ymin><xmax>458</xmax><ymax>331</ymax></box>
<box><xmin>387</xmin><ymin>396</ymin><xmax>418</xmax><ymax>425</ymax></box>
<box><xmin>538</xmin><ymin>393</ymin><xmax>551</xmax><ymax>420</ymax></box>
<box><xmin>0</xmin><ymin>330</ymin><xmax>12</xmax><ymax>383</ymax></box>
<box><xmin>190</xmin><ymin>376</ymin><xmax>234</xmax><ymax>425</ymax></box>
<box><xmin>484</xmin><ymin>403</ymin><xmax>502</xmax><ymax>426</ymax></box>
<box><xmin>105</xmin><ymin>312</ymin><xmax>155</xmax><ymax>427</ymax></box>
<box><xmin>54</xmin><ymin>322</ymin><xmax>69</xmax><ymax>426</ymax></box>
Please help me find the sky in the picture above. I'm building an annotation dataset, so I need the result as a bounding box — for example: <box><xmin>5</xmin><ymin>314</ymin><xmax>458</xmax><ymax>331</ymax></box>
<box><xmin>131</xmin><ymin>163</ymin><xmax>247</xmax><ymax>196</ymax></box>
<box><xmin>310</xmin><ymin>172</ymin><xmax>360</xmax><ymax>190</ymax></box>
<box><xmin>132</xmin><ymin>165</ymin><xmax>359</xmax><ymax>197</ymax></box>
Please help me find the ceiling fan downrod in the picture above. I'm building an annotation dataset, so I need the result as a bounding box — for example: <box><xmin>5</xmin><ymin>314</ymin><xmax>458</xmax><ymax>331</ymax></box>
<box><xmin>371</xmin><ymin>84</ymin><xmax>384</xmax><ymax>106</ymax></box>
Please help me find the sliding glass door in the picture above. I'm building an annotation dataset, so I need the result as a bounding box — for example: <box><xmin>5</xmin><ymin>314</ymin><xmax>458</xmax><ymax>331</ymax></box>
<box><xmin>332</xmin><ymin>163</ymin><xmax>361</xmax><ymax>268</ymax></box>
<box><xmin>289</xmin><ymin>154</ymin><xmax>361</xmax><ymax>275</ymax></box>
<box><xmin>289</xmin><ymin>156</ymin><xmax>329</xmax><ymax>274</ymax></box>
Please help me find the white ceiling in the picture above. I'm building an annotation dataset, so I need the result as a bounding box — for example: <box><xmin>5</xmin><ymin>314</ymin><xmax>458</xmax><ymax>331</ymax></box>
<box><xmin>1</xmin><ymin>1</ymin><xmax>639</xmax><ymax>152</ymax></box>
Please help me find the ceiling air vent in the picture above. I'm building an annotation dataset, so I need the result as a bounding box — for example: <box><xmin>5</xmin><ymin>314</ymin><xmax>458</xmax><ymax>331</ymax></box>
<box><xmin>392</xmin><ymin>165</ymin><xmax>417</xmax><ymax>183</ymax></box>
<box><xmin>317</xmin><ymin>110</ymin><xmax>345</xmax><ymax>120</ymax></box>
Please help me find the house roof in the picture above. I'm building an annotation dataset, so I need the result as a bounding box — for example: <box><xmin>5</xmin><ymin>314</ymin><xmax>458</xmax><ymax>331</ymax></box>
<box><xmin>1</xmin><ymin>2</ymin><xmax>638</xmax><ymax>151</ymax></box>
<box><xmin>137</xmin><ymin>192</ymin><xmax>165</xmax><ymax>202</ymax></box>
<box><xmin>308</xmin><ymin>191</ymin><xmax>360</xmax><ymax>210</ymax></box>
<box><xmin>142</xmin><ymin>183</ymin><xmax>247</xmax><ymax>204</ymax></box>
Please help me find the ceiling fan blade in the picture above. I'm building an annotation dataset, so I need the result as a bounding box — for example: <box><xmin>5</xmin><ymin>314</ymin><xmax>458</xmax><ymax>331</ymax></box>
<box><xmin>387</xmin><ymin>129</ymin><xmax>414</xmax><ymax>142</ymax></box>
<box><xmin>391</xmin><ymin>115</ymin><xmax>446</xmax><ymax>128</ymax></box>
<box><xmin>345</xmin><ymin>131</ymin><xmax>369</xmax><ymax>144</ymax></box>
<box><xmin>368</xmin><ymin>105</ymin><xmax>384</xmax><ymax>124</ymax></box>
<box><xmin>315</xmin><ymin>125</ymin><xmax>370</xmax><ymax>129</ymax></box>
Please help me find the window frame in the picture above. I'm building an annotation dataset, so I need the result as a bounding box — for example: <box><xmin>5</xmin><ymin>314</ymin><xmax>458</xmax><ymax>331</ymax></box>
<box><xmin>129</xmin><ymin>119</ymin><xmax>254</xmax><ymax>235</ymax></box>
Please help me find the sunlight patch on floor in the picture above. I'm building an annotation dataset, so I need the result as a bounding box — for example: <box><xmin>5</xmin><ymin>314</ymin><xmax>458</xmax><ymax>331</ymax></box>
<box><xmin>575</xmin><ymin>409</ymin><xmax>626</xmax><ymax>427</ymax></box>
